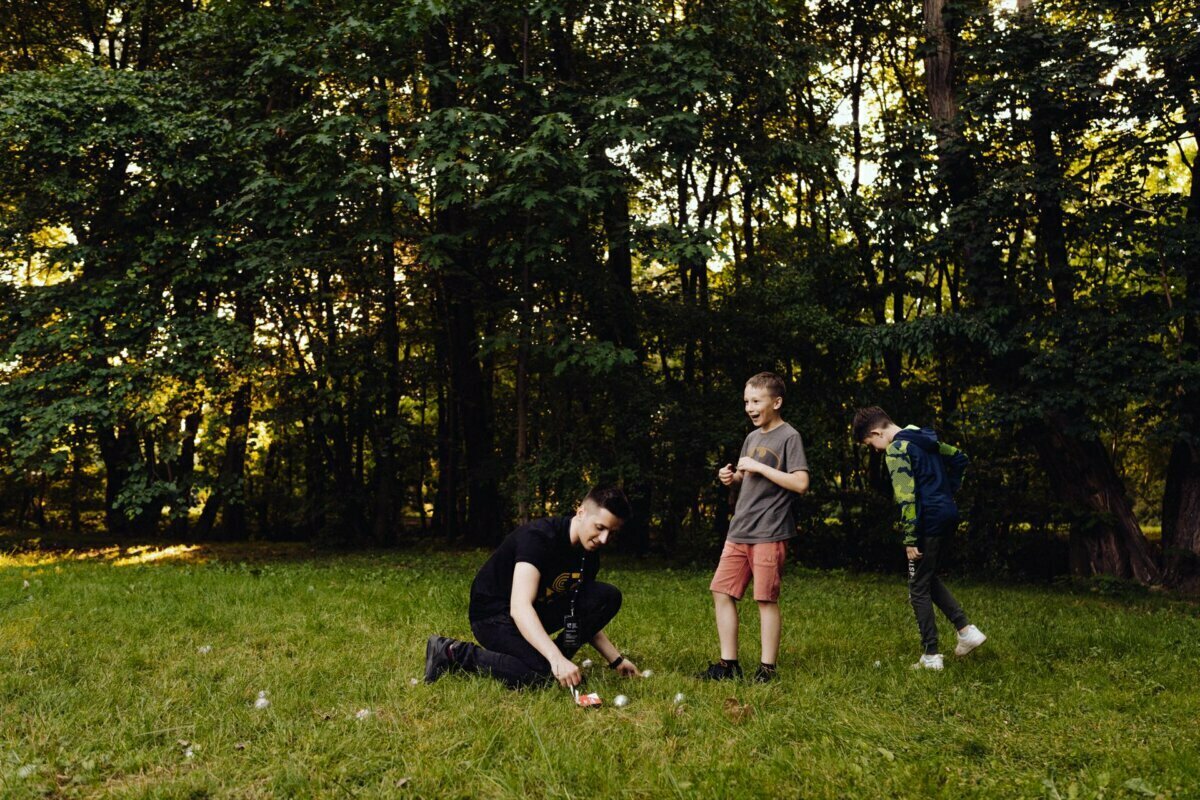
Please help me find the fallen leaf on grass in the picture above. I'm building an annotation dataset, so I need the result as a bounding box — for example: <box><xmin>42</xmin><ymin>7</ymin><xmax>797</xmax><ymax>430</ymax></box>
<box><xmin>1123</xmin><ymin>778</ymin><xmax>1158</xmax><ymax>797</ymax></box>
<box><xmin>722</xmin><ymin>698</ymin><xmax>754</xmax><ymax>724</ymax></box>
<box><xmin>396</xmin><ymin>777</ymin><xmax>412</xmax><ymax>788</ymax></box>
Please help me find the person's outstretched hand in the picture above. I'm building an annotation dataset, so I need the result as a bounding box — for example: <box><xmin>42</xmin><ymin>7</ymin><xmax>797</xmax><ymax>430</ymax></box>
<box><xmin>615</xmin><ymin>659</ymin><xmax>640</xmax><ymax>678</ymax></box>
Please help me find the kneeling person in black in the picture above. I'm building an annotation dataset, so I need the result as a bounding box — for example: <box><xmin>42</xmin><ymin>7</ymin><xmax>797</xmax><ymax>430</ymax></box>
<box><xmin>425</xmin><ymin>486</ymin><xmax>641</xmax><ymax>688</ymax></box>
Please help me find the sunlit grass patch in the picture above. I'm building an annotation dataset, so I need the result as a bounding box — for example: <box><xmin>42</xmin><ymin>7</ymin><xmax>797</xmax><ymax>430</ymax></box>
<box><xmin>0</xmin><ymin>542</ymin><xmax>202</xmax><ymax>569</ymax></box>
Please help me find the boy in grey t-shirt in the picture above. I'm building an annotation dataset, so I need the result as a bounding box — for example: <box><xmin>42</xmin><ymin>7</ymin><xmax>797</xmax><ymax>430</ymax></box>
<box><xmin>701</xmin><ymin>372</ymin><xmax>810</xmax><ymax>682</ymax></box>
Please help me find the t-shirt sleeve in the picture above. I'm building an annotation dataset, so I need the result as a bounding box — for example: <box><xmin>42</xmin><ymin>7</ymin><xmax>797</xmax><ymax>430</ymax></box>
<box><xmin>782</xmin><ymin>430</ymin><xmax>809</xmax><ymax>473</ymax></box>
<box><xmin>512</xmin><ymin>530</ymin><xmax>551</xmax><ymax>575</ymax></box>
<box><xmin>738</xmin><ymin>434</ymin><xmax>752</xmax><ymax>459</ymax></box>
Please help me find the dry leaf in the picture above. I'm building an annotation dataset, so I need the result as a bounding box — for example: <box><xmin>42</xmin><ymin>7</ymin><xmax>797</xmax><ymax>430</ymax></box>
<box><xmin>722</xmin><ymin>697</ymin><xmax>754</xmax><ymax>724</ymax></box>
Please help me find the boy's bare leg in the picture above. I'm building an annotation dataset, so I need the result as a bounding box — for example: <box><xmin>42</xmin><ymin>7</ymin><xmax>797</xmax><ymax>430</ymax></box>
<box><xmin>713</xmin><ymin>591</ymin><xmax>740</xmax><ymax>660</ymax></box>
<box><xmin>757</xmin><ymin>600</ymin><xmax>780</xmax><ymax>665</ymax></box>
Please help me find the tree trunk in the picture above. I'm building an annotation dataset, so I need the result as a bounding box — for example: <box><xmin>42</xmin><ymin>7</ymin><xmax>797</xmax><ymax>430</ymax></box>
<box><xmin>69</xmin><ymin>435</ymin><xmax>84</xmax><ymax>534</ymax></box>
<box><xmin>1032</xmin><ymin>416</ymin><xmax>1159</xmax><ymax>583</ymax></box>
<box><xmin>426</xmin><ymin>15</ymin><xmax>501</xmax><ymax>544</ymax></box>
<box><xmin>922</xmin><ymin>0</ymin><xmax>1007</xmax><ymax>308</ymax></box>
<box><xmin>371</xmin><ymin>73</ymin><xmax>401</xmax><ymax>546</ymax></box>
<box><xmin>599</xmin><ymin>158</ymin><xmax>651</xmax><ymax>554</ymax></box>
<box><xmin>168</xmin><ymin>410</ymin><xmax>202</xmax><ymax>540</ymax></box>
<box><xmin>195</xmin><ymin>295</ymin><xmax>255</xmax><ymax>540</ymax></box>
<box><xmin>1161</xmin><ymin>108</ymin><xmax>1200</xmax><ymax>588</ymax></box>
<box><xmin>515</xmin><ymin>256</ymin><xmax>531</xmax><ymax>523</ymax></box>
<box><xmin>98</xmin><ymin>424</ymin><xmax>142</xmax><ymax>535</ymax></box>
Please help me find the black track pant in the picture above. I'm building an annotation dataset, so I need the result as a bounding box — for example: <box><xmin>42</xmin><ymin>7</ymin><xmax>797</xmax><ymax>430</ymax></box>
<box><xmin>456</xmin><ymin>581</ymin><xmax>622</xmax><ymax>688</ymax></box>
<box><xmin>908</xmin><ymin>535</ymin><xmax>969</xmax><ymax>655</ymax></box>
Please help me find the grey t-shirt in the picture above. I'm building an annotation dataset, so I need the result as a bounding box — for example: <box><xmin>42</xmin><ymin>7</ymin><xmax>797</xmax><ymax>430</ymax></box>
<box><xmin>726</xmin><ymin>422</ymin><xmax>809</xmax><ymax>544</ymax></box>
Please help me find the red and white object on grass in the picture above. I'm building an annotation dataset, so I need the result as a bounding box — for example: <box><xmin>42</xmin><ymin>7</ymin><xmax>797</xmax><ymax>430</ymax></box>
<box><xmin>570</xmin><ymin>686</ymin><xmax>603</xmax><ymax>708</ymax></box>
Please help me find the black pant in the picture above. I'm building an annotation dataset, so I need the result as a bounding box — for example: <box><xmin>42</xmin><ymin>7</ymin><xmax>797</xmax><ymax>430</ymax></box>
<box><xmin>908</xmin><ymin>535</ymin><xmax>969</xmax><ymax>655</ymax></box>
<box><xmin>457</xmin><ymin>581</ymin><xmax>622</xmax><ymax>688</ymax></box>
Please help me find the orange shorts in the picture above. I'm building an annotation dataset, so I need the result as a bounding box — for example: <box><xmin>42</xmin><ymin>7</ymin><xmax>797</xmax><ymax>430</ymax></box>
<box><xmin>708</xmin><ymin>540</ymin><xmax>787</xmax><ymax>602</ymax></box>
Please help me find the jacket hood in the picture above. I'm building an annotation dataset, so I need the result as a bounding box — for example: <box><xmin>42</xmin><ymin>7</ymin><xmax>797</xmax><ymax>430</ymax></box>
<box><xmin>894</xmin><ymin>425</ymin><xmax>941</xmax><ymax>452</ymax></box>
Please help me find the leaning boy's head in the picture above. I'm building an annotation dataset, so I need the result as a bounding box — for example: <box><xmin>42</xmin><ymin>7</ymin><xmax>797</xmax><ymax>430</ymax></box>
<box><xmin>583</xmin><ymin>485</ymin><xmax>632</xmax><ymax>521</ymax></box>
<box><xmin>852</xmin><ymin>406</ymin><xmax>893</xmax><ymax>451</ymax></box>
<box><xmin>744</xmin><ymin>372</ymin><xmax>785</xmax><ymax>428</ymax></box>
<box><xmin>575</xmin><ymin>485</ymin><xmax>632</xmax><ymax>551</ymax></box>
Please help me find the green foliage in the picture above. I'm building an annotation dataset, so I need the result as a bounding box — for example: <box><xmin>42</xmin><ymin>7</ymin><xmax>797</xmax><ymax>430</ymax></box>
<box><xmin>0</xmin><ymin>0</ymin><xmax>1195</xmax><ymax>578</ymax></box>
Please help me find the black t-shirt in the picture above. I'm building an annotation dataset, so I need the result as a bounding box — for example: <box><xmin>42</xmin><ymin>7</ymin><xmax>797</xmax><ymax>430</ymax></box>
<box><xmin>468</xmin><ymin>516</ymin><xmax>599</xmax><ymax>623</ymax></box>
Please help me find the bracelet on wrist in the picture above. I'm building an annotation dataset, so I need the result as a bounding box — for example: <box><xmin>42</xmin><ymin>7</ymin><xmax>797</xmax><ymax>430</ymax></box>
<box><xmin>608</xmin><ymin>655</ymin><xmax>624</xmax><ymax>670</ymax></box>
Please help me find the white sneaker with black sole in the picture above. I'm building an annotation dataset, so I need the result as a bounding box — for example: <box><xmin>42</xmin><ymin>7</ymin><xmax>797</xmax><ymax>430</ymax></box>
<box><xmin>911</xmin><ymin>653</ymin><xmax>944</xmax><ymax>671</ymax></box>
<box><xmin>954</xmin><ymin>625</ymin><xmax>987</xmax><ymax>657</ymax></box>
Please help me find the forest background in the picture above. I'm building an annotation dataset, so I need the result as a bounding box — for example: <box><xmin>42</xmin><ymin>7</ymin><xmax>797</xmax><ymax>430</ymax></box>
<box><xmin>1</xmin><ymin>0</ymin><xmax>1198</xmax><ymax>589</ymax></box>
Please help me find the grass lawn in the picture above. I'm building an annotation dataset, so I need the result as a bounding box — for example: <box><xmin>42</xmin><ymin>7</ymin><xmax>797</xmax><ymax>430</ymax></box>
<box><xmin>1</xmin><ymin>543</ymin><xmax>1198</xmax><ymax>798</ymax></box>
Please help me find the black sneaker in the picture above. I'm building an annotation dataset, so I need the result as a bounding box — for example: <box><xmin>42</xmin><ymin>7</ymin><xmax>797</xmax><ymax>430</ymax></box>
<box><xmin>424</xmin><ymin>635</ymin><xmax>460</xmax><ymax>684</ymax></box>
<box><xmin>754</xmin><ymin>665</ymin><xmax>778</xmax><ymax>683</ymax></box>
<box><xmin>697</xmin><ymin>659</ymin><xmax>743</xmax><ymax>681</ymax></box>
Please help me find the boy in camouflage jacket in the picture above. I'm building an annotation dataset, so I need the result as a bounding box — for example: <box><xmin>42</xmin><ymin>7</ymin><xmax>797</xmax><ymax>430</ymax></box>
<box><xmin>853</xmin><ymin>407</ymin><xmax>987</xmax><ymax>670</ymax></box>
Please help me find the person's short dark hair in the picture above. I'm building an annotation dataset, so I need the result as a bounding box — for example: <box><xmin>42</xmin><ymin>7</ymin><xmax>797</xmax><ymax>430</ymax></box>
<box><xmin>584</xmin><ymin>485</ymin><xmax>632</xmax><ymax>520</ymax></box>
<box><xmin>852</xmin><ymin>406</ymin><xmax>893</xmax><ymax>443</ymax></box>
<box><xmin>746</xmin><ymin>371</ymin><xmax>785</xmax><ymax>399</ymax></box>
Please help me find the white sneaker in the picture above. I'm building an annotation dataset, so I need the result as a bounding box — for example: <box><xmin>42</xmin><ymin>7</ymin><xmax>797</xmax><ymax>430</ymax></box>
<box><xmin>954</xmin><ymin>625</ymin><xmax>987</xmax><ymax>657</ymax></box>
<box><xmin>911</xmin><ymin>653</ymin><xmax>944</xmax><ymax>671</ymax></box>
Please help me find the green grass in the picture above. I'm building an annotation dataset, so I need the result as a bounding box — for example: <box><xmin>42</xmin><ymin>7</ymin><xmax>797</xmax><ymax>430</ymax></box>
<box><xmin>1</xmin><ymin>544</ymin><xmax>1198</xmax><ymax>799</ymax></box>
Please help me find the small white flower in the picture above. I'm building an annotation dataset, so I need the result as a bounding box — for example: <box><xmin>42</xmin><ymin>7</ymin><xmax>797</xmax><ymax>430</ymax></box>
<box><xmin>873</xmin><ymin>660</ymin><xmax>881</xmax><ymax>668</ymax></box>
<box><xmin>254</xmin><ymin>691</ymin><xmax>270</xmax><ymax>709</ymax></box>
<box><xmin>641</xmin><ymin>669</ymin><xmax>653</xmax><ymax>678</ymax></box>
<box><xmin>672</xmin><ymin>692</ymin><xmax>685</xmax><ymax>705</ymax></box>
<box><xmin>197</xmin><ymin>645</ymin><xmax>212</xmax><ymax>655</ymax></box>
<box><xmin>184</xmin><ymin>748</ymin><xmax>195</xmax><ymax>759</ymax></box>
<box><xmin>355</xmin><ymin>708</ymin><xmax>372</xmax><ymax>720</ymax></box>
<box><xmin>22</xmin><ymin>580</ymin><xmax>30</xmax><ymax>589</ymax></box>
<box><xmin>408</xmin><ymin>678</ymin><xmax>419</xmax><ymax>686</ymax></box>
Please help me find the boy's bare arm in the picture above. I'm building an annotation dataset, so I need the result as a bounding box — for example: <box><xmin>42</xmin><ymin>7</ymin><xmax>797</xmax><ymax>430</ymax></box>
<box><xmin>735</xmin><ymin>457</ymin><xmax>809</xmax><ymax>494</ymax></box>
<box><xmin>510</xmin><ymin>563</ymin><xmax>580</xmax><ymax>687</ymax></box>
<box><xmin>588</xmin><ymin>630</ymin><xmax>640</xmax><ymax>677</ymax></box>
